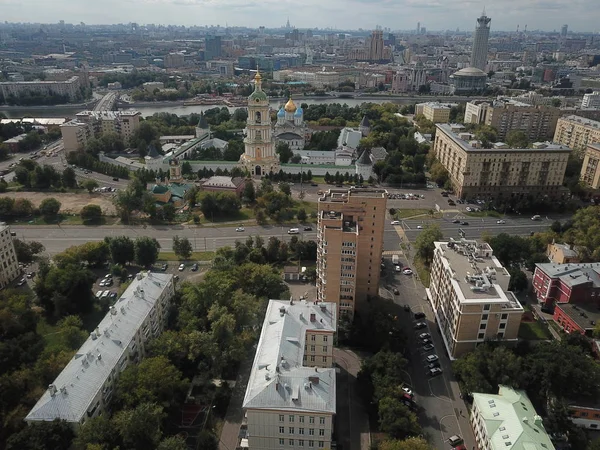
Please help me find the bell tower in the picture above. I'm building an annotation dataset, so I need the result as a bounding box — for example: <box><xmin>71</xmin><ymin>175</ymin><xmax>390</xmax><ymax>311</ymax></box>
<box><xmin>239</xmin><ymin>70</ymin><xmax>279</xmax><ymax>177</ymax></box>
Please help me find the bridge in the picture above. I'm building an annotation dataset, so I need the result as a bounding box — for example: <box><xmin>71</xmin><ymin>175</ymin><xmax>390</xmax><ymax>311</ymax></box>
<box><xmin>93</xmin><ymin>92</ymin><xmax>117</xmax><ymax>112</ymax></box>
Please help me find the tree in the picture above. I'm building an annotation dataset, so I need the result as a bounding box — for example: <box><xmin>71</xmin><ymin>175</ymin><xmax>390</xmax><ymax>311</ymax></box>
<box><xmin>80</xmin><ymin>204</ymin><xmax>102</xmax><ymax>222</ymax></box>
<box><xmin>379</xmin><ymin>437</ymin><xmax>433</xmax><ymax>450</ymax></box>
<box><xmin>6</xmin><ymin>419</ymin><xmax>74</xmax><ymax>450</ymax></box>
<box><xmin>279</xmin><ymin>182</ymin><xmax>292</xmax><ymax>197</ymax></box>
<box><xmin>12</xmin><ymin>239</ymin><xmax>44</xmax><ymax>263</ymax></box>
<box><xmin>242</xmin><ymin>180</ymin><xmax>256</xmax><ymax>204</ymax></box>
<box><xmin>378</xmin><ymin>396</ymin><xmax>422</xmax><ymax>439</ymax></box>
<box><xmin>414</xmin><ymin>224</ymin><xmax>443</xmax><ymax>265</ymax></box>
<box><xmin>161</xmin><ymin>203</ymin><xmax>176</xmax><ymax>222</ymax></box>
<box><xmin>61</xmin><ymin>167</ymin><xmax>77</xmax><ymax>188</ymax></box>
<box><xmin>113</xmin><ymin>403</ymin><xmax>165</xmax><ymax>450</ymax></box>
<box><xmin>195</xmin><ymin>431</ymin><xmax>218</xmax><ymax>450</ymax></box>
<box><xmin>508</xmin><ymin>268</ymin><xmax>528</xmax><ymax>292</ymax></box>
<box><xmin>297</xmin><ymin>208</ymin><xmax>307</xmax><ymax>222</ymax></box>
<box><xmin>116</xmin><ymin>356</ymin><xmax>188</xmax><ymax>409</ymax></box>
<box><xmin>134</xmin><ymin>236</ymin><xmax>160</xmax><ymax>267</ymax></box>
<box><xmin>83</xmin><ymin>179</ymin><xmax>99</xmax><ymax>193</ymax></box>
<box><xmin>275</xmin><ymin>142</ymin><xmax>293</xmax><ymax>163</ymax></box>
<box><xmin>73</xmin><ymin>416</ymin><xmax>119</xmax><ymax>450</ymax></box>
<box><xmin>173</xmin><ymin>236</ymin><xmax>193</xmax><ymax>259</ymax></box>
<box><xmin>158</xmin><ymin>435</ymin><xmax>188</xmax><ymax>450</ymax></box>
<box><xmin>106</xmin><ymin>236</ymin><xmax>135</xmax><ymax>265</ymax></box>
<box><xmin>39</xmin><ymin>197</ymin><xmax>61</xmax><ymax>218</ymax></box>
<box><xmin>506</xmin><ymin>130</ymin><xmax>529</xmax><ymax>149</ymax></box>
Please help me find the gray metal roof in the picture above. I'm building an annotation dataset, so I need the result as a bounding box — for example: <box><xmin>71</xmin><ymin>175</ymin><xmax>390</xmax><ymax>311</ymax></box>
<box><xmin>243</xmin><ymin>300</ymin><xmax>336</xmax><ymax>414</ymax></box>
<box><xmin>25</xmin><ymin>272</ymin><xmax>174</xmax><ymax>423</ymax></box>
<box><xmin>535</xmin><ymin>262</ymin><xmax>600</xmax><ymax>288</ymax></box>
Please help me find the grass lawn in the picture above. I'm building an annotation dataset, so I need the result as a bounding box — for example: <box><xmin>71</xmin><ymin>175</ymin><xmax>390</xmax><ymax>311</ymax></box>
<box><xmin>8</xmin><ymin>215</ymin><xmax>119</xmax><ymax>226</ymax></box>
<box><xmin>413</xmin><ymin>256</ymin><xmax>431</xmax><ymax>287</ymax></box>
<box><xmin>465</xmin><ymin>210</ymin><xmax>502</xmax><ymax>218</ymax></box>
<box><xmin>36</xmin><ymin>317</ymin><xmax>63</xmax><ymax>353</ymax></box>
<box><xmin>295</xmin><ymin>200</ymin><xmax>318</xmax><ymax>217</ymax></box>
<box><xmin>198</xmin><ymin>207</ymin><xmax>256</xmax><ymax>225</ymax></box>
<box><xmin>518</xmin><ymin>321</ymin><xmax>552</xmax><ymax>340</ymax></box>
<box><xmin>394</xmin><ymin>209</ymin><xmax>442</xmax><ymax>219</ymax></box>
<box><xmin>158</xmin><ymin>251</ymin><xmax>216</xmax><ymax>262</ymax></box>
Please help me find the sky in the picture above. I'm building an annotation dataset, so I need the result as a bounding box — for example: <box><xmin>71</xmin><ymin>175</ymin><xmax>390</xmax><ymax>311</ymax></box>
<box><xmin>0</xmin><ymin>0</ymin><xmax>598</xmax><ymax>32</ymax></box>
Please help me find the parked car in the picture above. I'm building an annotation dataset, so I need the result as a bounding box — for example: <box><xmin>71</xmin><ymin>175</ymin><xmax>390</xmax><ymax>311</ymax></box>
<box><xmin>303</xmin><ymin>226</ymin><xmax>313</xmax><ymax>231</ymax></box>
<box><xmin>26</xmin><ymin>271</ymin><xmax>35</xmax><ymax>278</ymax></box>
<box><xmin>393</xmin><ymin>288</ymin><xmax>400</xmax><ymax>295</ymax></box>
<box><xmin>191</xmin><ymin>263</ymin><xmax>199</xmax><ymax>271</ymax></box>
<box><xmin>311</xmin><ymin>183</ymin><xmax>318</xmax><ymax>187</ymax></box>
<box><xmin>103</xmin><ymin>279</ymin><xmax>113</xmax><ymax>287</ymax></box>
<box><xmin>426</xmin><ymin>354</ymin><xmax>439</xmax><ymax>363</ymax></box>
<box><xmin>429</xmin><ymin>367</ymin><xmax>443</xmax><ymax>377</ymax></box>
<box><xmin>109</xmin><ymin>292</ymin><xmax>118</xmax><ymax>300</ymax></box>
<box><xmin>402</xmin><ymin>386</ymin><xmax>413</xmax><ymax>396</ymax></box>
<box><xmin>391</xmin><ymin>220</ymin><xmax>401</xmax><ymax>225</ymax></box>
<box><xmin>497</xmin><ymin>220</ymin><xmax>506</xmax><ymax>224</ymax></box>
<box><xmin>460</xmin><ymin>221</ymin><xmax>469</xmax><ymax>226</ymax></box>
<box><xmin>448</xmin><ymin>435</ymin><xmax>463</xmax><ymax>446</ymax></box>
<box><xmin>419</xmin><ymin>332</ymin><xmax>431</xmax><ymax>339</ymax></box>
<box><xmin>414</xmin><ymin>312</ymin><xmax>426</xmax><ymax>320</ymax></box>
<box><xmin>423</xmin><ymin>343</ymin><xmax>435</xmax><ymax>352</ymax></box>
<box><xmin>414</xmin><ymin>322</ymin><xmax>427</xmax><ymax>330</ymax></box>
<box><xmin>99</xmin><ymin>279</ymin><xmax>107</xmax><ymax>287</ymax></box>
<box><xmin>416</xmin><ymin>225</ymin><xmax>423</xmax><ymax>229</ymax></box>
<box><xmin>17</xmin><ymin>278</ymin><xmax>26</xmax><ymax>286</ymax></box>
<box><xmin>428</xmin><ymin>361</ymin><xmax>441</xmax><ymax>369</ymax></box>
<box><xmin>112</xmin><ymin>177</ymin><xmax>119</xmax><ymax>181</ymax></box>
<box><xmin>452</xmin><ymin>219</ymin><xmax>461</xmax><ymax>224</ymax></box>
<box><xmin>178</xmin><ymin>263</ymin><xmax>185</xmax><ymax>271</ymax></box>
<box><xmin>395</xmin><ymin>265</ymin><xmax>401</xmax><ymax>272</ymax></box>
<box><xmin>161</xmin><ymin>263</ymin><xmax>168</xmax><ymax>271</ymax></box>
<box><xmin>421</xmin><ymin>338</ymin><xmax>432</xmax><ymax>345</ymax></box>
<box><xmin>402</xmin><ymin>268</ymin><xmax>413</xmax><ymax>275</ymax></box>
<box><xmin>236</xmin><ymin>227</ymin><xmax>245</xmax><ymax>232</ymax></box>
<box><xmin>404</xmin><ymin>304</ymin><xmax>411</xmax><ymax>312</ymax></box>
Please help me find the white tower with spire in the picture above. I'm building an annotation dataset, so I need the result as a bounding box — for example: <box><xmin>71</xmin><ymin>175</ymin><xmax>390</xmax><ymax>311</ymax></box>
<box><xmin>470</xmin><ymin>10</ymin><xmax>491</xmax><ymax>71</ymax></box>
<box><xmin>239</xmin><ymin>71</ymin><xmax>279</xmax><ymax>177</ymax></box>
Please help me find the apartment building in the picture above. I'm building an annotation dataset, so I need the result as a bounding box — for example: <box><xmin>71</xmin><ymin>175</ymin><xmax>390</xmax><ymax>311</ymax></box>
<box><xmin>427</xmin><ymin>240</ymin><xmax>523</xmax><ymax>359</ymax></box>
<box><xmin>415</xmin><ymin>102</ymin><xmax>456</xmax><ymax>123</ymax></box>
<box><xmin>471</xmin><ymin>386</ymin><xmax>555</xmax><ymax>450</ymax></box>
<box><xmin>568</xmin><ymin>402</ymin><xmax>600</xmax><ymax>430</ymax></box>
<box><xmin>0</xmin><ymin>76</ymin><xmax>81</xmax><ymax>102</ymax></box>
<box><xmin>25</xmin><ymin>272</ymin><xmax>175</xmax><ymax>426</ymax></box>
<box><xmin>554</xmin><ymin>115</ymin><xmax>600</xmax><ymax>153</ymax></box>
<box><xmin>61</xmin><ymin>110</ymin><xmax>141</xmax><ymax>152</ymax></box>
<box><xmin>464</xmin><ymin>99</ymin><xmax>560</xmax><ymax>141</ymax></box>
<box><xmin>533</xmin><ymin>262</ymin><xmax>600</xmax><ymax>308</ymax></box>
<box><xmin>243</xmin><ymin>299</ymin><xmax>336</xmax><ymax>450</ymax></box>
<box><xmin>316</xmin><ymin>188</ymin><xmax>387</xmax><ymax>315</ymax></box>
<box><xmin>0</xmin><ymin>223</ymin><xmax>20</xmax><ymax>289</ymax></box>
<box><xmin>433</xmin><ymin>123</ymin><xmax>570</xmax><ymax>200</ymax></box>
<box><xmin>581</xmin><ymin>143</ymin><xmax>600</xmax><ymax>189</ymax></box>
<box><xmin>582</xmin><ymin>91</ymin><xmax>600</xmax><ymax>108</ymax></box>
<box><xmin>546</xmin><ymin>242</ymin><xmax>580</xmax><ymax>264</ymax></box>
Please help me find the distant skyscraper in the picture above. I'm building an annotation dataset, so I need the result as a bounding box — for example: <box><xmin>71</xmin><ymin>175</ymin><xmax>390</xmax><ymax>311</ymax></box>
<box><xmin>205</xmin><ymin>35</ymin><xmax>222</xmax><ymax>61</ymax></box>
<box><xmin>368</xmin><ymin>29</ymin><xmax>384</xmax><ymax>62</ymax></box>
<box><xmin>417</xmin><ymin>22</ymin><xmax>421</xmax><ymax>34</ymax></box>
<box><xmin>561</xmin><ymin>24</ymin><xmax>568</xmax><ymax>37</ymax></box>
<box><xmin>470</xmin><ymin>11</ymin><xmax>491</xmax><ymax>71</ymax></box>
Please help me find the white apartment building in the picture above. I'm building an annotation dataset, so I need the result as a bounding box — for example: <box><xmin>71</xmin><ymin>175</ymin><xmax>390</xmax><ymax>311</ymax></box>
<box><xmin>554</xmin><ymin>115</ymin><xmax>600</xmax><ymax>152</ymax></box>
<box><xmin>582</xmin><ymin>91</ymin><xmax>600</xmax><ymax>108</ymax></box>
<box><xmin>0</xmin><ymin>76</ymin><xmax>82</xmax><ymax>101</ymax></box>
<box><xmin>25</xmin><ymin>272</ymin><xmax>175</xmax><ymax>426</ymax></box>
<box><xmin>471</xmin><ymin>386</ymin><xmax>555</xmax><ymax>450</ymax></box>
<box><xmin>427</xmin><ymin>240</ymin><xmax>523</xmax><ymax>359</ymax></box>
<box><xmin>61</xmin><ymin>110</ymin><xmax>141</xmax><ymax>152</ymax></box>
<box><xmin>0</xmin><ymin>223</ymin><xmax>20</xmax><ymax>289</ymax></box>
<box><xmin>243</xmin><ymin>299</ymin><xmax>337</xmax><ymax>450</ymax></box>
<box><xmin>273</xmin><ymin>70</ymin><xmax>342</xmax><ymax>89</ymax></box>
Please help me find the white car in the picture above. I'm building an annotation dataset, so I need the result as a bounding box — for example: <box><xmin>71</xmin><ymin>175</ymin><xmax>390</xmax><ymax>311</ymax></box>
<box><xmin>416</xmin><ymin>225</ymin><xmax>423</xmax><ymax>229</ymax></box>
<box><xmin>466</xmin><ymin>207</ymin><xmax>473</xmax><ymax>212</ymax></box>
<box><xmin>236</xmin><ymin>227</ymin><xmax>245</xmax><ymax>232</ymax></box>
<box><xmin>497</xmin><ymin>220</ymin><xmax>506</xmax><ymax>224</ymax></box>
<box><xmin>395</xmin><ymin>265</ymin><xmax>401</xmax><ymax>272</ymax></box>
<box><xmin>402</xmin><ymin>387</ymin><xmax>413</xmax><ymax>396</ymax></box>
<box><xmin>178</xmin><ymin>263</ymin><xmax>185</xmax><ymax>271</ymax></box>
<box><xmin>402</xmin><ymin>268</ymin><xmax>413</xmax><ymax>275</ymax></box>
<box><xmin>426</xmin><ymin>354</ymin><xmax>439</xmax><ymax>363</ymax></box>
<box><xmin>391</xmin><ymin>220</ymin><xmax>401</xmax><ymax>225</ymax></box>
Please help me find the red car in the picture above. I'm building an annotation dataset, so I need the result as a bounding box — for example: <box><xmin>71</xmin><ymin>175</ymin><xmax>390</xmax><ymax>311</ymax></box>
<box><xmin>453</xmin><ymin>445</ymin><xmax>467</xmax><ymax>450</ymax></box>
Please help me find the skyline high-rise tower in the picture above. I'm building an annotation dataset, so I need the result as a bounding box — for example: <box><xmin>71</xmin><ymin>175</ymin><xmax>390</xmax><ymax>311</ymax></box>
<box><xmin>470</xmin><ymin>11</ymin><xmax>491</xmax><ymax>71</ymax></box>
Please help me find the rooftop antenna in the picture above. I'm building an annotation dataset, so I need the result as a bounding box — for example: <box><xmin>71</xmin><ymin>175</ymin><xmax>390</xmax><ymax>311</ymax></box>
<box><xmin>482</xmin><ymin>6</ymin><xmax>486</xmax><ymax>16</ymax></box>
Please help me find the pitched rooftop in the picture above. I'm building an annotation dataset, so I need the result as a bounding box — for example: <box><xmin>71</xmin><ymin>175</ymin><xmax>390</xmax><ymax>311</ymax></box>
<box><xmin>243</xmin><ymin>299</ymin><xmax>337</xmax><ymax>414</ymax></box>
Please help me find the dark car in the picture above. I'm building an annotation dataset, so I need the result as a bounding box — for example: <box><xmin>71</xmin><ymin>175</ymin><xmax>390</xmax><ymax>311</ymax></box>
<box><xmin>304</xmin><ymin>226</ymin><xmax>313</xmax><ymax>231</ymax></box>
<box><xmin>404</xmin><ymin>304</ymin><xmax>411</xmax><ymax>312</ymax></box>
<box><xmin>17</xmin><ymin>278</ymin><xmax>26</xmax><ymax>286</ymax></box>
<box><xmin>112</xmin><ymin>177</ymin><xmax>120</xmax><ymax>181</ymax></box>
<box><xmin>428</xmin><ymin>361</ymin><xmax>441</xmax><ymax>369</ymax></box>
<box><xmin>311</xmin><ymin>183</ymin><xmax>318</xmax><ymax>187</ymax></box>
<box><xmin>161</xmin><ymin>263</ymin><xmax>168</xmax><ymax>271</ymax></box>
<box><xmin>191</xmin><ymin>263</ymin><xmax>199</xmax><ymax>271</ymax></box>
<box><xmin>460</xmin><ymin>221</ymin><xmax>469</xmax><ymax>226</ymax></box>
<box><xmin>452</xmin><ymin>219</ymin><xmax>460</xmax><ymax>224</ymax></box>
<box><xmin>414</xmin><ymin>312</ymin><xmax>426</xmax><ymax>320</ymax></box>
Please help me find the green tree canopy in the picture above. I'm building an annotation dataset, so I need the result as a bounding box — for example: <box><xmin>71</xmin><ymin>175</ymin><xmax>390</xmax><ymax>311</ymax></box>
<box><xmin>80</xmin><ymin>204</ymin><xmax>102</xmax><ymax>222</ymax></box>
<box><xmin>134</xmin><ymin>236</ymin><xmax>160</xmax><ymax>267</ymax></box>
<box><xmin>414</xmin><ymin>224</ymin><xmax>443</xmax><ymax>265</ymax></box>
<box><xmin>39</xmin><ymin>197</ymin><xmax>61</xmax><ymax>217</ymax></box>
<box><xmin>105</xmin><ymin>235</ymin><xmax>135</xmax><ymax>265</ymax></box>
<box><xmin>113</xmin><ymin>402</ymin><xmax>165</xmax><ymax>450</ymax></box>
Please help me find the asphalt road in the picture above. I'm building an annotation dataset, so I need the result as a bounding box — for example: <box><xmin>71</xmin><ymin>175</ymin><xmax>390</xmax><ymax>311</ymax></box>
<box><xmin>379</xmin><ymin>254</ymin><xmax>475</xmax><ymax>450</ymax></box>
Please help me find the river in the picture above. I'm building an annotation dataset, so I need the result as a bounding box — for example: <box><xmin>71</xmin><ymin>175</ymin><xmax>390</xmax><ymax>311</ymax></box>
<box><xmin>0</xmin><ymin>95</ymin><xmax>474</xmax><ymax>119</ymax></box>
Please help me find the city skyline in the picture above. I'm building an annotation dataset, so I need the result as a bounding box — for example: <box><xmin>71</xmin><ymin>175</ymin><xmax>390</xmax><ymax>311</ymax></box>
<box><xmin>0</xmin><ymin>0</ymin><xmax>598</xmax><ymax>33</ymax></box>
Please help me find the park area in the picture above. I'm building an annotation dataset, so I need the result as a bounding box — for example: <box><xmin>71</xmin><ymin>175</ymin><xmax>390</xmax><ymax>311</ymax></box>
<box><xmin>1</xmin><ymin>191</ymin><xmax>116</xmax><ymax>215</ymax></box>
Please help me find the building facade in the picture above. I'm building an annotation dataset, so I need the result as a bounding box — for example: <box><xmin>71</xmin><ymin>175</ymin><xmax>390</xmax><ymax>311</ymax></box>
<box><xmin>464</xmin><ymin>100</ymin><xmax>561</xmax><ymax>141</ymax></box>
<box><xmin>274</xmin><ymin>98</ymin><xmax>307</xmax><ymax>151</ymax></box>
<box><xmin>427</xmin><ymin>240</ymin><xmax>523</xmax><ymax>359</ymax></box>
<box><xmin>554</xmin><ymin>115</ymin><xmax>600</xmax><ymax>153</ymax></box>
<box><xmin>532</xmin><ymin>262</ymin><xmax>600</xmax><ymax>308</ymax></box>
<box><xmin>449</xmin><ymin>67</ymin><xmax>487</xmax><ymax>93</ymax></box>
<box><xmin>581</xmin><ymin>143</ymin><xmax>600</xmax><ymax>189</ymax></box>
<box><xmin>582</xmin><ymin>91</ymin><xmax>600</xmax><ymax>109</ymax></box>
<box><xmin>547</xmin><ymin>242</ymin><xmax>580</xmax><ymax>264</ymax></box>
<box><xmin>26</xmin><ymin>272</ymin><xmax>175</xmax><ymax>426</ymax></box>
<box><xmin>316</xmin><ymin>188</ymin><xmax>387</xmax><ymax>315</ymax></box>
<box><xmin>0</xmin><ymin>76</ymin><xmax>82</xmax><ymax>102</ymax></box>
<box><xmin>470</xmin><ymin>12</ymin><xmax>492</xmax><ymax>71</ymax></box>
<box><xmin>0</xmin><ymin>223</ymin><xmax>20</xmax><ymax>289</ymax></box>
<box><xmin>415</xmin><ymin>102</ymin><xmax>455</xmax><ymax>123</ymax></box>
<box><xmin>471</xmin><ymin>386</ymin><xmax>555</xmax><ymax>450</ymax></box>
<box><xmin>433</xmin><ymin>123</ymin><xmax>571</xmax><ymax>200</ymax></box>
<box><xmin>240</xmin><ymin>72</ymin><xmax>279</xmax><ymax>177</ymax></box>
<box><xmin>243</xmin><ymin>299</ymin><xmax>336</xmax><ymax>450</ymax></box>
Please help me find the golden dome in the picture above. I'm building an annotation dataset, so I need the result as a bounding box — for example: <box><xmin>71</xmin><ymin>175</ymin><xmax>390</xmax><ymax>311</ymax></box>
<box><xmin>284</xmin><ymin>97</ymin><xmax>297</xmax><ymax>113</ymax></box>
<box><xmin>254</xmin><ymin>71</ymin><xmax>262</xmax><ymax>82</ymax></box>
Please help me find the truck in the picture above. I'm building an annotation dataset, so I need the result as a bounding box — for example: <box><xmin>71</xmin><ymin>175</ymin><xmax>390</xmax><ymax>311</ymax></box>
<box><xmin>392</xmin><ymin>254</ymin><xmax>399</xmax><ymax>265</ymax></box>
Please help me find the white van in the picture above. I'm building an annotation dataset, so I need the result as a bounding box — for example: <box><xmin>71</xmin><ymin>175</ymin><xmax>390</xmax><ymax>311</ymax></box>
<box><xmin>288</xmin><ymin>228</ymin><xmax>300</xmax><ymax>234</ymax></box>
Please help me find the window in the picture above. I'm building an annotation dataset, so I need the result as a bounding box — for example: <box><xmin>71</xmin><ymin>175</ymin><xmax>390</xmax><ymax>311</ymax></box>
<box><xmin>319</xmin><ymin>417</ymin><xmax>325</xmax><ymax>425</ymax></box>
<box><xmin>311</xmin><ymin>335</ymin><xmax>316</xmax><ymax>341</ymax></box>
<box><xmin>501</xmin><ymin>313</ymin><xmax>508</xmax><ymax>320</ymax></box>
<box><xmin>289</xmin><ymin>415</ymin><xmax>295</xmax><ymax>422</ymax></box>
<box><xmin>323</xmin><ymin>346</ymin><xmax>328</xmax><ymax>352</ymax></box>
<box><xmin>323</xmin><ymin>335</ymin><xmax>328</xmax><ymax>342</ymax></box>
<box><xmin>299</xmin><ymin>416</ymin><xmax>305</xmax><ymax>423</ymax></box>
<box><xmin>478</xmin><ymin>333</ymin><xmax>485</xmax><ymax>339</ymax></box>
<box><xmin>299</xmin><ymin>428</ymin><xmax>305</xmax><ymax>435</ymax></box>
<box><xmin>322</xmin><ymin>356</ymin><xmax>327</xmax><ymax>363</ymax></box>
<box><xmin>309</xmin><ymin>441</ymin><xmax>315</xmax><ymax>448</ymax></box>
<box><xmin>499</xmin><ymin>323</ymin><xmax>506</xmax><ymax>329</ymax></box>
<box><xmin>279</xmin><ymin>415</ymin><xmax>285</xmax><ymax>422</ymax></box>
<box><xmin>311</xmin><ymin>345</ymin><xmax>316</xmax><ymax>352</ymax></box>
<box><xmin>479</xmin><ymin>323</ymin><xmax>486</xmax><ymax>330</ymax></box>
<box><xmin>289</xmin><ymin>427</ymin><xmax>294</xmax><ymax>434</ymax></box>
<box><xmin>484</xmin><ymin>304</ymin><xmax>491</xmax><ymax>311</ymax></box>
<box><xmin>319</xmin><ymin>442</ymin><xmax>325</xmax><ymax>448</ymax></box>
<box><xmin>309</xmin><ymin>428</ymin><xmax>315</xmax><ymax>436</ymax></box>
<box><xmin>309</xmin><ymin>416</ymin><xmax>315</xmax><ymax>424</ymax></box>
<box><xmin>289</xmin><ymin>439</ymin><xmax>295</xmax><ymax>446</ymax></box>
<box><xmin>482</xmin><ymin>314</ymin><xmax>488</xmax><ymax>320</ymax></box>
<box><xmin>319</xmin><ymin>429</ymin><xmax>325</xmax><ymax>436</ymax></box>
<box><xmin>280</xmin><ymin>438</ymin><xmax>285</xmax><ymax>446</ymax></box>
<box><xmin>310</xmin><ymin>355</ymin><xmax>315</xmax><ymax>362</ymax></box>
<box><xmin>299</xmin><ymin>439</ymin><xmax>305</xmax><ymax>446</ymax></box>
<box><xmin>279</xmin><ymin>426</ymin><xmax>285</xmax><ymax>434</ymax></box>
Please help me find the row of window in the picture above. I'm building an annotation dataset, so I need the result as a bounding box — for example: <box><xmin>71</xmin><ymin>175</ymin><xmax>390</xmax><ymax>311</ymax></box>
<box><xmin>278</xmin><ymin>427</ymin><xmax>326</xmax><ymax>436</ymax></box>
<box><xmin>278</xmin><ymin>439</ymin><xmax>325</xmax><ymax>447</ymax></box>
<box><xmin>305</xmin><ymin>345</ymin><xmax>328</xmax><ymax>352</ymax></box>
<box><xmin>279</xmin><ymin>415</ymin><xmax>325</xmax><ymax>424</ymax></box>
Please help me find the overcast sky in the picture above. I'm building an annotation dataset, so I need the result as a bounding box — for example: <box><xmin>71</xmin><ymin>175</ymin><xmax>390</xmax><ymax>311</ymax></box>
<box><xmin>1</xmin><ymin>0</ymin><xmax>598</xmax><ymax>32</ymax></box>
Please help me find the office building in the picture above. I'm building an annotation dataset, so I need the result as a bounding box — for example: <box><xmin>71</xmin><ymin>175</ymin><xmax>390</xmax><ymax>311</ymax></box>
<box><xmin>464</xmin><ymin>99</ymin><xmax>561</xmax><ymax>141</ymax></box>
<box><xmin>470</xmin><ymin>11</ymin><xmax>492</xmax><ymax>71</ymax></box>
<box><xmin>369</xmin><ymin>29</ymin><xmax>384</xmax><ymax>62</ymax></box>
<box><xmin>582</xmin><ymin>91</ymin><xmax>600</xmax><ymax>108</ymax></box>
<box><xmin>415</xmin><ymin>102</ymin><xmax>457</xmax><ymax>123</ymax></box>
<box><xmin>205</xmin><ymin>35</ymin><xmax>222</xmax><ymax>61</ymax></box>
<box><xmin>554</xmin><ymin>115</ymin><xmax>600</xmax><ymax>153</ymax></box>
<box><xmin>471</xmin><ymin>386</ymin><xmax>555</xmax><ymax>450</ymax></box>
<box><xmin>316</xmin><ymin>188</ymin><xmax>387</xmax><ymax>315</ymax></box>
<box><xmin>561</xmin><ymin>24</ymin><xmax>568</xmax><ymax>38</ymax></box>
<box><xmin>243</xmin><ymin>299</ymin><xmax>336</xmax><ymax>450</ymax></box>
<box><xmin>581</xmin><ymin>143</ymin><xmax>600</xmax><ymax>188</ymax></box>
<box><xmin>0</xmin><ymin>76</ymin><xmax>81</xmax><ymax>102</ymax></box>
<box><xmin>164</xmin><ymin>53</ymin><xmax>185</xmax><ymax>69</ymax></box>
<box><xmin>427</xmin><ymin>240</ymin><xmax>524</xmax><ymax>359</ymax></box>
<box><xmin>61</xmin><ymin>110</ymin><xmax>141</xmax><ymax>152</ymax></box>
<box><xmin>26</xmin><ymin>272</ymin><xmax>175</xmax><ymax>425</ymax></box>
<box><xmin>0</xmin><ymin>223</ymin><xmax>20</xmax><ymax>289</ymax></box>
<box><xmin>433</xmin><ymin>124</ymin><xmax>570</xmax><ymax>200</ymax></box>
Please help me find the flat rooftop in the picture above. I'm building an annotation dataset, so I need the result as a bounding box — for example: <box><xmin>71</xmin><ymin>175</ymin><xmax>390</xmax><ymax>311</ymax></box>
<box><xmin>556</xmin><ymin>303</ymin><xmax>600</xmax><ymax>331</ymax></box>
<box><xmin>536</xmin><ymin>262</ymin><xmax>600</xmax><ymax>288</ymax></box>
<box><xmin>435</xmin><ymin>240</ymin><xmax>521</xmax><ymax>309</ymax></box>
<box><xmin>318</xmin><ymin>188</ymin><xmax>388</xmax><ymax>203</ymax></box>
<box><xmin>560</xmin><ymin>114</ymin><xmax>600</xmax><ymax>129</ymax></box>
